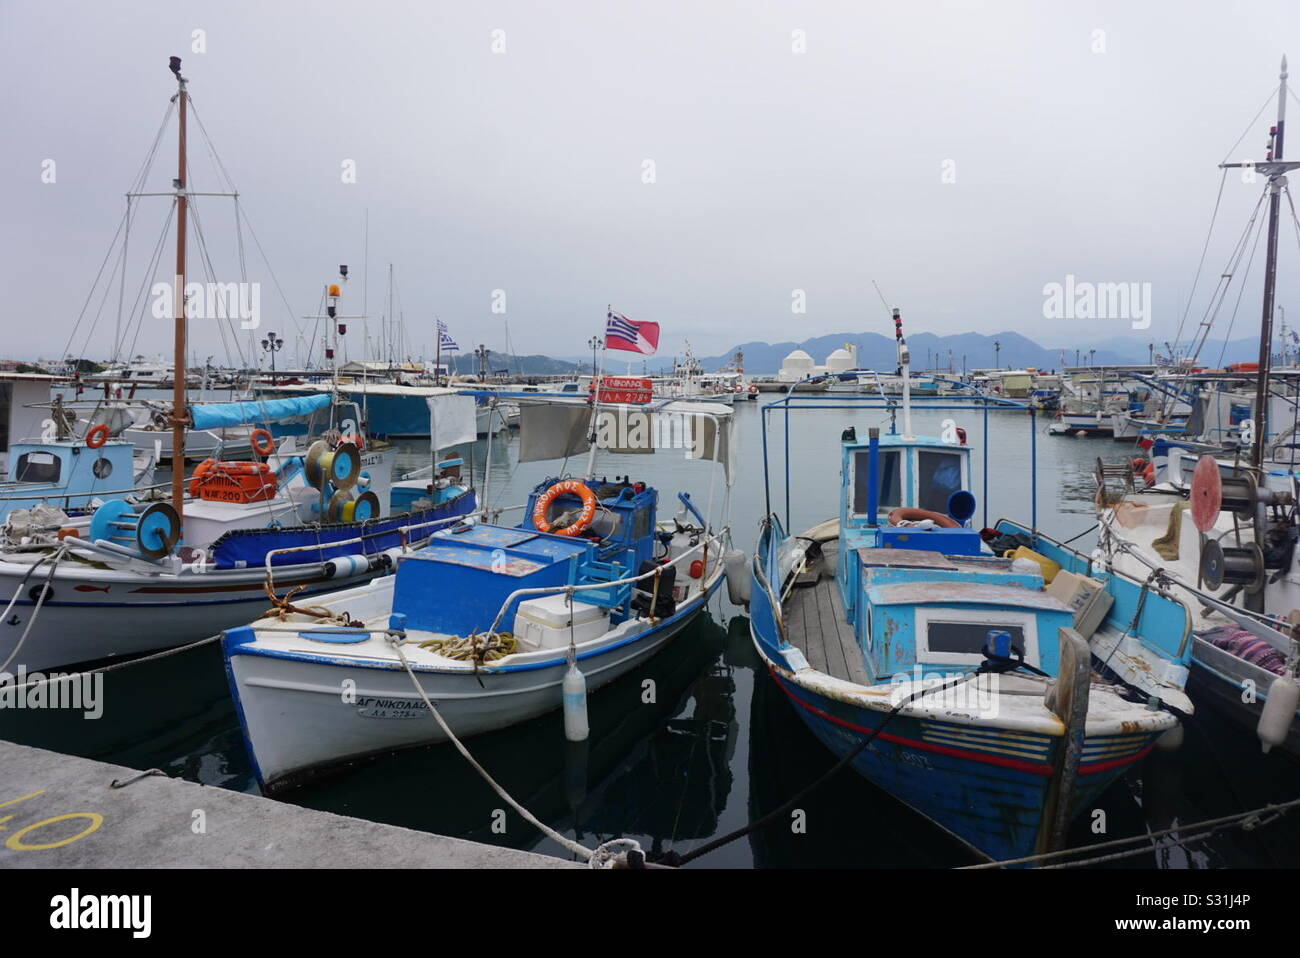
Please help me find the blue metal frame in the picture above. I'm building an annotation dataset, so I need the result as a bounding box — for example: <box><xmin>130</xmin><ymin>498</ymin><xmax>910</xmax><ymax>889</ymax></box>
<box><xmin>759</xmin><ymin>392</ymin><xmax>1038</xmax><ymax>536</ymax></box>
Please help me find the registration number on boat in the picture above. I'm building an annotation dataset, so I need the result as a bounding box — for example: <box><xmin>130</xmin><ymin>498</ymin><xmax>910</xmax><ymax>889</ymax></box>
<box><xmin>355</xmin><ymin>697</ymin><xmax>431</xmax><ymax>719</ymax></box>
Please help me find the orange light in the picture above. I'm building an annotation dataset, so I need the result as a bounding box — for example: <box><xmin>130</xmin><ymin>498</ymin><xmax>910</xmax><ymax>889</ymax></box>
<box><xmin>328</xmin><ymin>284</ymin><xmax>341</xmax><ymax>298</ymax></box>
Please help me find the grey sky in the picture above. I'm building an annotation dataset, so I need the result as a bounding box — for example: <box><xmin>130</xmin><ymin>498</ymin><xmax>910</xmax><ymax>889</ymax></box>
<box><xmin>2</xmin><ymin>0</ymin><xmax>1297</xmax><ymax>368</ymax></box>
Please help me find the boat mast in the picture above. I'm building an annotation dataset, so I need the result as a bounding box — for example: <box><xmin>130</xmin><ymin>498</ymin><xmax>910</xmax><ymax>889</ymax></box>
<box><xmin>169</xmin><ymin>56</ymin><xmax>189</xmax><ymax>526</ymax></box>
<box><xmin>894</xmin><ymin>308</ymin><xmax>913</xmax><ymax>438</ymax></box>
<box><xmin>1232</xmin><ymin>57</ymin><xmax>1294</xmax><ymax>468</ymax></box>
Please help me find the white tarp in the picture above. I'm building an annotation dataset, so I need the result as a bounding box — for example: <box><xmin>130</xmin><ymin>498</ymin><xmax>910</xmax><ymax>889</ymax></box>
<box><xmin>517</xmin><ymin>399</ymin><xmax>734</xmax><ymax>483</ymax></box>
<box><xmin>427</xmin><ymin>394</ymin><xmax>478</xmax><ymax>450</ymax></box>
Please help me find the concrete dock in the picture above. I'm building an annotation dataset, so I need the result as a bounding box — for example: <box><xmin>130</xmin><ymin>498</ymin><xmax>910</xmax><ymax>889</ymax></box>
<box><xmin>0</xmin><ymin>741</ymin><xmax>579</xmax><ymax>868</ymax></box>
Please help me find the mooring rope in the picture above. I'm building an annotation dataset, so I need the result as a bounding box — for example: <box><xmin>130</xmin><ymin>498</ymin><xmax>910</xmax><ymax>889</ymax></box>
<box><xmin>388</xmin><ymin>632</ymin><xmax>641</xmax><ymax>868</ymax></box>
<box><xmin>961</xmin><ymin>795</ymin><xmax>1300</xmax><ymax>870</ymax></box>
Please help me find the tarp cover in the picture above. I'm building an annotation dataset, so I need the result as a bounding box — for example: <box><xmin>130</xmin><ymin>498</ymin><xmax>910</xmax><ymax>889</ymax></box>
<box><xmin>189</xmin><ymin>394</ymin><xmax>332</xmax><ymax>431</ymax></box>
<box><xmin>427</xmin><ymin>394</ymin><xmax>478</xmax><ymax>450</ymax></box>
<box><xmin>517</xmin><ymin>400</ymin><xmax>734</xmax><ymax>483</ymax></box>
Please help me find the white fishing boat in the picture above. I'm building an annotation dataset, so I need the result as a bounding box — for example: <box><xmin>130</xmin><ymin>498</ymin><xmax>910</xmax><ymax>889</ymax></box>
<box><xmin>223</xmin><ymin>395</ymin><xmax>738</xmax><ymax>793</ymax></box>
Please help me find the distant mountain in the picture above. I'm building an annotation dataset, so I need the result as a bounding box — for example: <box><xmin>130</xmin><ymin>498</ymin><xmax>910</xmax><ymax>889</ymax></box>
<box><xmin>696</xmin><ymin>331</ymin><xmax>1265</xmax><ymax>374</ymax></box>
<box><xmin>443</xmin><ymin>352</ymin><xmax>584</xmax><ymax>377</ymax></box>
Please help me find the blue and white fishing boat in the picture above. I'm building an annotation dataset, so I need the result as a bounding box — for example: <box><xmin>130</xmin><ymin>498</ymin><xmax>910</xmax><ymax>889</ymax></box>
<box><xmin>0</xmin><ymin>391</ymin><xmax>477</xmax><ymax>672</ymax></box>
<box><xmin>222</xmin><ymin>395</ymin><xmax>738</xmax><ymax>793</ymax></box>
<box><xmin>749</xmin><ymin>308</ymin><xmax>1193</xmax><ymax>864</ymax></box>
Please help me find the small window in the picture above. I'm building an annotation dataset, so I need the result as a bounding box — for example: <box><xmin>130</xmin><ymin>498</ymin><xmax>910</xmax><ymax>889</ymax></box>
<box><xmin>917</xmin><ymin>450</ymin><xmax>963</xmax><ymax>514</ymax></box>
<box><xmin>15</xmin><ymin>451</ymin><xmax>61</xmax><ymax>484</ymax></box>
<box><xmin>852</xmin><ymin>449</ymin><xmax>901</xmax><ymax>515</ymax></box>
<box><xmin>916</xmin><ymin>607</ymin><xmax>1038</xmax><ymax>667</ymax></box>
<box><xmin>927</xmin><ymin>621</ymin><xmax>1023</xmax><ymax>656</ymax></box>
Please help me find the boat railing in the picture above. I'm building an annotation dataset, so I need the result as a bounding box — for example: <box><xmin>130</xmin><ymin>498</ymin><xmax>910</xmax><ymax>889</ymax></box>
<box><xmin>260</xmin><ymin>510</ymin><xmax>475</xmax><ymax>582</ymax></box>
<box><xmin>759</xmin><ymin>389</ymin><xmax>1039</xmax><ymax>538</ymax></box>
<box><xmin>0</xmin><ymin>480</ymin><xmax>173</xmax><ymax>507</ymax></box>
<box><xmin>483</xmin><ymin>526</ymin><xmax>730</xmax><ymax>637</ymax></box>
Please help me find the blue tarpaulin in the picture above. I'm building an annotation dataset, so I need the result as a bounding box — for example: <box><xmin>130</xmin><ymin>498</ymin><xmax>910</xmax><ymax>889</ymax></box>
<box><xmin>188</xmin><ymin>394</ymin><xmax>332</xmax><ymax>431</ymax></box>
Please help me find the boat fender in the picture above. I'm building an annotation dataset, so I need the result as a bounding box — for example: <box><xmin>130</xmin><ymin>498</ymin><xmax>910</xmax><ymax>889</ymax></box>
<box><xmin>1258</xmin><ymin>673</ymin><xmax>1300</xmax><ymax>754</ymax></box>
<box><xmin>723</xmin><ymin>549</ymin><xmax>751</xmax><ymax>606</ymax></box>
<box><xmin>563</xmin><ymin>657</ymin><xmax>589</xmax><ymax>742</ymax></box>
<box><xmin>1155</xmin><ymin>726</ymin><xmax>1184</xmax><ymax>752</ymax></box>
<box><xmin>322</xmin><ymin>553</ymin><xmax>386</xmax><ymax>578</ymax></box>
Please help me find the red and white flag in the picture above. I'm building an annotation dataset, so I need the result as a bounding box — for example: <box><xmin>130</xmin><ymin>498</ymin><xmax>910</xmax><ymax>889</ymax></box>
<box><xmin>604</xmin><ymin>311</ymin><xmax>660</xmax><ymax>355</ymax></box>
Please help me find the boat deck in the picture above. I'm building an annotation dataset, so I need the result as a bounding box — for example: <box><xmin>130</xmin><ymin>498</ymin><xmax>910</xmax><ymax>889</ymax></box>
<box><xmin>784</xmin><ymin>540</ymin><xmax>871</xmax><ymax>686</ymax></box>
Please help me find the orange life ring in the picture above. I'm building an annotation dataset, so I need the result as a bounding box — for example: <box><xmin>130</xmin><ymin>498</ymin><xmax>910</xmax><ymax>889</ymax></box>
<box><xmin>85</xmin><ymin>424</ymin><xmax>111</xmax><ymax>449</ymax></box>
<box><xmin>887</xmin><ymin>507</ymin><xmax>959</xmax><ymax>528</ymax></box>
<box><xmin>532</xmin><ymin>480</ymin><xmax>599</xmax><ymax>537</ymax></box>
<box><xmin>250</xmin><ymin>428</ymin><xmax>276</xmax><ymax>457</ymax></box>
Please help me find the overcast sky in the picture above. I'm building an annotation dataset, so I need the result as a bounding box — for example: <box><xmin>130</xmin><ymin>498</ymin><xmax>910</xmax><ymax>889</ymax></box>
<box><xmin>3</xmin><ymin>0</ymin><xmax>1299</xmax><ymax>368</ymax></box>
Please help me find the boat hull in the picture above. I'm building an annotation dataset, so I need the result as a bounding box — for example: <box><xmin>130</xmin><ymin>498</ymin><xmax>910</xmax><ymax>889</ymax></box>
<box><xmin>0</xmin><ymin>494</ymin><xmax>476</xmax><ymax>672</ymax></box>
<box><xmin>225</xmin><ymin>575</ymin><xmax>723</xmax><ymax>792</ymax></box>
<box><xmin>757</xmin><ymin>647</ymin><xmax>1159</xmax><ymax>863</ymax></box>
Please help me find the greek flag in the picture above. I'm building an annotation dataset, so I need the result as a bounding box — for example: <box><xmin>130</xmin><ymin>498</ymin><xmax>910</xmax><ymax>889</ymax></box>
<box><xmin>436</xmin><ymin>320</ymin><xmax>459</xmax><ymax>352</ymax></box>
<box><xmin>604</xmin><ymin>310</ymin><xmax>660</xmax><ymax>355</ymax></box>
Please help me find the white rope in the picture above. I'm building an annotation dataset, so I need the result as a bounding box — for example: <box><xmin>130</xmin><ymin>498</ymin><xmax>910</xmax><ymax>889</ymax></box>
<box><xmin>388</xmin><ymin>636</ymin><xmax>596</xmax><ymax>862</ymax></box>
<box><xmin>0</xmin><ymin>546</ymin><xmax>68</xmax><ymax>673</ymax></box>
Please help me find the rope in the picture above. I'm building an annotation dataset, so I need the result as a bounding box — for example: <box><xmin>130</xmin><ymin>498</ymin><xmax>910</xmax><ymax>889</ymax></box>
<box><xmin>2</xmin><ymin>632</ymin><xmax>223</xmax><ymax>692</ymax></box>
<box><xmin>960</xmin><ymin>795</ymin><xmax>1300</xmax><ymax>870</ymax></box>
<box><xmin>0</xmin><ymin>546</ymin><xmax>68</xmax><ymax>673</ymax></box>
<box><xmin>653</xmin><ymin>670</ymin><xmax>980</xmax><ymax>867</ymax></box>
<box><xmin>389</xmin><ymin>634</ymin><xmax>632</xmax><ymax>866</ymax></box>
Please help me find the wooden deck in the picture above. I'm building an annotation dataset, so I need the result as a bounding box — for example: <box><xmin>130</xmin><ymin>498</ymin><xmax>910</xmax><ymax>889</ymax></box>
<box><xmin>784</xmin><ymin>540</ymin><xmax>871</xmax><ymax>686</ymax></box>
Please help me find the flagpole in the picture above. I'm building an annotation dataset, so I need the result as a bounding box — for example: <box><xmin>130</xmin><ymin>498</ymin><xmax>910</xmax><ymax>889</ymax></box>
<box><xmin>435</xmin><ymin>317</ymin><xmax>442</xmax><ymax>387</ymax></box>
<box><xmin>585</xmin><ymin>307</ymin><xmax>610</xmax><ymax>479</ymax></box>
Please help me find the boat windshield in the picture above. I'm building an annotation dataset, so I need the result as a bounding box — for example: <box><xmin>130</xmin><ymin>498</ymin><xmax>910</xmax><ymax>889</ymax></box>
<box><xmin>851</xmin><ymin>449</ymin><xmax>901</xmax><ymax>513</ymax></box>
<box><xmin>917</xmin><ymin>450</ymin><xmax>963</xmax><ymax>513</ymax></box>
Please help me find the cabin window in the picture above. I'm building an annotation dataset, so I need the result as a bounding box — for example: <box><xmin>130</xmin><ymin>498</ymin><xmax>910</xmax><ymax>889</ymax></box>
<box><xmin>15</xmin><ymin>451</ymin><xmax>60</xmax><ymax>484</ymax></box>
<box><xmin>914</xmin><ymin>607</ymin><xmax>1038</xmax><ymax>667</ymax></box>
<box><xmin>916</xmin><ymin>451</ymin><xmax>963</xmax><ymax>514</ymax></box>
<box><xmin>851</xmin><ymin>450</ymin><xmax>901</xmax><ymax>515</ymax></box>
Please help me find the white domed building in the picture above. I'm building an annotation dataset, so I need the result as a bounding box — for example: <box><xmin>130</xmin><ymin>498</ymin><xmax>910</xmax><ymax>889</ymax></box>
<box><xmin>825</xmin><ymin>346</ymin><xmax>856</xmax><ymax>375</ymax></box>
<box><xmin>778</xmin><ymin>349</ymin><xmax>816</xmax><ymax>383</ymax></box>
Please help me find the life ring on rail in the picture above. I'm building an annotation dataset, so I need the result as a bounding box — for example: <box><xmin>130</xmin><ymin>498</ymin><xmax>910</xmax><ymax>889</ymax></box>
<box><xmin>85</xmin><ymin>424</ymin><xmax>111</xmax><ymax>449</ymax></box>
<box><xmin>250</xmin><ymin>428</ymin><xmax>276</xmax><ymax>457</ymax></box>
<box><xmin>532</xmin><ymin>480</ymin><xmax>599</xmax><ymax>537</ymax></box>
<box><xmin>887</xmin><ymin>507</ymin><xmax>959</xmax><ymax>528</ymax></box>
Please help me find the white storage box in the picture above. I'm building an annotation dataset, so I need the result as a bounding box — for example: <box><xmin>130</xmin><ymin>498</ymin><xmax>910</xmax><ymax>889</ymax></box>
<box><xmin>512</xmin><ymin>594</ymin><xmax>610</xmax><ymax>651</ymax></box>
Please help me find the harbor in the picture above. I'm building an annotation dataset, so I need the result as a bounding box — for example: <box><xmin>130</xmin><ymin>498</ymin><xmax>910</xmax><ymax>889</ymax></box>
<box><xmin>3</xmin><ymin>3</ymin><xmax>1300</xmax><ymax>909</ymax></box>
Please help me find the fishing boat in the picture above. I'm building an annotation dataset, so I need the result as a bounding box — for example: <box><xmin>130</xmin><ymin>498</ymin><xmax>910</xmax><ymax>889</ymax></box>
<box><xmin>222</xmin><ymin>394</ymin><xmax>738</xmax><ymax>794</ymax></box>
<box><xmin>748</xmin><ymin>307</ymin><xmax>1193</xmax><ymax>864</ymax></box>
<box><xmin>1097</xmin><ymin>59</ymin><xmax>1300</xmax><ymax>756</ymax></box>
<box><xmin>0</xmin><ymin>60</ymin><xmax>477</xmax><ymax>673</ymax></box>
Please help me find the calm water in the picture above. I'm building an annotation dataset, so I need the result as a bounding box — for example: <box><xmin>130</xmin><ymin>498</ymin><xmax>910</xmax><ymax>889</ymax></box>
<box><xmin>4</xmin><ymin>399</ymin><xmax>1299</xmax><ymax>867</ymax></box>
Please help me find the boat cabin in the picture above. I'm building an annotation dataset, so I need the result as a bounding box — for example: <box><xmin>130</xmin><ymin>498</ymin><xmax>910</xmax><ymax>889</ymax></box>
<box><xmin>391</xmin><ymin>475</ymin><xmax>661</xmax><ymax>643</ymax></box>
<box><xmin>833</xmin><ymin>428</ymin><xmax>1072</xmax><ymax>682</ymax></box>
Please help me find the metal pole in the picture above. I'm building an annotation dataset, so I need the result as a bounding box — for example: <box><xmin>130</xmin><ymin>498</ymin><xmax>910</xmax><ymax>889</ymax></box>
<box><xmin>170</xmin><ymin>61</ymin><xmax>188</xmax><ymax>530</ymax></box>
<box><xmin>1251</xmin><ymin>57</ymin><xmax>1288</xmax><ymax>469</ymax></box>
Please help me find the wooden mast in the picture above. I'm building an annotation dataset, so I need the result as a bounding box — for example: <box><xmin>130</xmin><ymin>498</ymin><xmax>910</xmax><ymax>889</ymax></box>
<box><xmin>169</xmin><ymin>56</ymin><xmax>189</xmax><ymax>527</ymax></box>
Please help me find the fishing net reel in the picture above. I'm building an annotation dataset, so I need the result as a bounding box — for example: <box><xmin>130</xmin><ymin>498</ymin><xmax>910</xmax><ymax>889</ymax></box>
<box><xmin>304</xmin><ymin>439</ymin><xmax>379</xmax><ymax>522</ymax></box>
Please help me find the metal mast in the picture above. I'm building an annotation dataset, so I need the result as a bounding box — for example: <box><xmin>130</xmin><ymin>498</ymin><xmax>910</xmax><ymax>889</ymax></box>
<box><xmin>169</xmin><ymin>56</ymin><xmax>189</xmax><ymax>526</ymax></box>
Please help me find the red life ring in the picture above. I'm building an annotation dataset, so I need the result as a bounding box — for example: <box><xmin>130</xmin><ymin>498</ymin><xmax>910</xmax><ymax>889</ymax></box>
<box><xmin>85</xmin><ymin>424</ymin><xmax>111</xmax><ymax>449</ymax></box>
<box><xmin>887</xmin><ymin>507</ymin><xmax>959</xmax><ymax>528</ymax></box>
<box><xmin>532</xmin><ymin>480</ymin><xmax>599</xmax><ymax>537</ymax></box>
<box><xmin>250</xmin><ymin>428</ymin><xmax>276</xmax><ymax>457</ymax></box>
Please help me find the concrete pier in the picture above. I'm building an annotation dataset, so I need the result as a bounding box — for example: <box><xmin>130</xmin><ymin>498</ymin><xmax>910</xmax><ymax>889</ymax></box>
<box><xmin>0</xmin><ymin>741</ymin><xmax>578</xmax><ymax>868</ymax></box>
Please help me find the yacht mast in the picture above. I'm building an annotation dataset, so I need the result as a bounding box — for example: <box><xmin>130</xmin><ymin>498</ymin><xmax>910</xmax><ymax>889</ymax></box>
<box><xmin>169</xmin><ymin>56</ymin><xmax>189</xmax><ymax>525</ymax></box>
